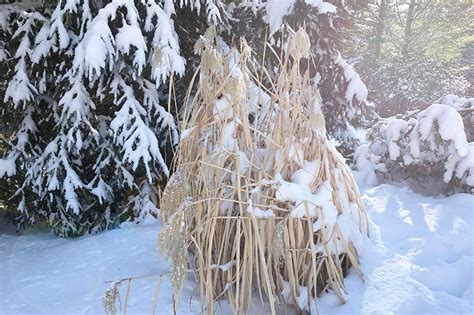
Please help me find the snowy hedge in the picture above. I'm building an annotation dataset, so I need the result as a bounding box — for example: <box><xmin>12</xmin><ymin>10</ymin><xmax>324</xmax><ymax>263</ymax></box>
<box><xmin>356</xmin><ymin>95</ymin><xmax>474</xmax><ymax>195</ymax></box>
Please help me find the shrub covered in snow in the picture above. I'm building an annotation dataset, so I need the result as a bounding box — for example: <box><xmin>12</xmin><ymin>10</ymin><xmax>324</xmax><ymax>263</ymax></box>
<box><xmin>435</xmin><ymin>94</ymin><xmax>474</xmax><ymax>142</ymax></box>
<box><xmin>356</xmin><ymin>95</ymin><xmax>474</xmax><ymax>195</ymax></box>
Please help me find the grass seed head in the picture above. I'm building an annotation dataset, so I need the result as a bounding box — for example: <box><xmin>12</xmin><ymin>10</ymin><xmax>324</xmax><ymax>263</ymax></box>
<box><xmin>170</xmin><ymin>238</ymin><xmax>187</xmax><ymax>301</ymax></box>
<box><xmin>153</xmin><ymin>47</ymin><xmax>163</xmax><ymax>66</ymax></box>
<box><xmin>273</xmin><ymin>220</ymin><xmax>286</xmax><ymax>263</ymax></box>
<box><xmin>289</xmin><ymin>28</ymin><xmax>311</xmax><ymax>60</ymax></box>
<box><xmin>103</xmin><ymin>281</ymin><xmax>120</xmax><ymax>315</ymax></box>
<box><xmin>161</xmin><ymin>171</ymin><xmax>186</xmax><ymax>220</ymax></box>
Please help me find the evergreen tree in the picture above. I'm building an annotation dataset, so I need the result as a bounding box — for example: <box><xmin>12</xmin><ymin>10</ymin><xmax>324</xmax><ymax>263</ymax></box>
<box><xmin>0</xmin><ymin>0</ymin><xmax>221</xmax><ymax>236</ymax></box>
<box><xmin>1</xmin><ymin>0</ymin><xmax>371</xmax><ymax>235</ymax></box>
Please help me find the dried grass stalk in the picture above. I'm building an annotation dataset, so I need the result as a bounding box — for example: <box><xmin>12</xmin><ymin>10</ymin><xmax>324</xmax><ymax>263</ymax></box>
<box><xmin>103</xmin><ymin>281</ymin><xmax>121</xmax><ymax>315</ymax></box>
<box><xmin>159</xmin><ymin>27</ymin><xmax>369</xmax><ymax>314</ymax></box>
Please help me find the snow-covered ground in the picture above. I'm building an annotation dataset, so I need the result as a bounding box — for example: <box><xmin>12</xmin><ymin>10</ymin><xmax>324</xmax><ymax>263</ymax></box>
<box><xmin>0</xmin><ymin>182</ymin><xmax>473</xmax><ymax>314</ymax></box>
<box><xmin>319</xmin><ymin>183</ymin><xmax>473</xmax><ymax>314</ymax></box>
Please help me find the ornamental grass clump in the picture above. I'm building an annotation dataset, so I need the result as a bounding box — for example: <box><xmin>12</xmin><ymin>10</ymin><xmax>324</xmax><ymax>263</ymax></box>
<box><xmin>159</xmin><ymin>27</ymin><xmax>369</xmax><ymax>314</ymax></box>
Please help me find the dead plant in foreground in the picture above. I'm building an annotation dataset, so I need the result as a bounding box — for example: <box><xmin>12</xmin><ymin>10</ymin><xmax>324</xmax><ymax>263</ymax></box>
<box><xmin>159</xmin><ymin>27</ymin><xmax>369</xmax><ymax>314</ymax></box>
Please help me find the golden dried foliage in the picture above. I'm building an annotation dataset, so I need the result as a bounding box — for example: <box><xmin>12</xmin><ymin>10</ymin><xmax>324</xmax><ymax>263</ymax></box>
<box><xmin>159</xmin><ymin>27</ymin><xmax>369</xmax><ymax>314</ymax></box>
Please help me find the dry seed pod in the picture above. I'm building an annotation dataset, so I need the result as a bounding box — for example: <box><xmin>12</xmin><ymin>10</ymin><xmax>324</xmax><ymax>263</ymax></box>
<box><xmin>157</xmin><ymin>221</ymin><xmax>173</xmax><ymax>256</ymax></box>
<box><xmin>158</xmin><ymin>200</ymin><xmax>189</xmax><ymax>256</ymax></box>
<box><xmin>289</xmin><ymin>27</ymin><xmax>311</xmax><ymax>60</ymax></box>
<box><xmin>228</xmin><ymin>76</ymin><xmax>247</xmax><ymax>105</ymax></box>
<box><xmin>203</xmin><ymin>26</ymin><xmax>217</xmax><ymax>42</ymax></box>
<box><xmin>194</xmin><ymin>27</ymin><xmax>216</xmax><ymax>55</ymax></box>
<box><xmin>160</xmin><ymin>170</ymin><xmax>186</xmax><ymax>221</ymax></box>
<box><xmin>201</xmin><ymin>47</ymin><xmax>223</xmax><ymax>77</ymax></box>
<box><xmin>103</xmin><ymin>281</ymin><xmax>120</xmax><ymax>315</ymax></box>
<box><xmin>273</xmin><ymin>220</ymin><xmax>286</xmax><ymax>263</ymax></box>
<box><xmin>239</xmin><ymin>37</ymin><xmax>252</xmax><ymax>62</ymax></box>
<box><xmin>153</xmin><ymin>47</ymin><xmax>163</xmax><ymax>66</ymax></box>
<box><xmin>170</xmin><ymin>239</ymin><xmax>187</xmax><ymax>301</ymax></box>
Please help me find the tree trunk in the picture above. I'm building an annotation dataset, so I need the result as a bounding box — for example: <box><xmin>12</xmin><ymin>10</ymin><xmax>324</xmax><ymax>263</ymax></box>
<box><xmin>374</xmin><ymin>0</ymin><xmax>387</xmax><ymax>60</ymax></box>
<box><xmin>402</xmin><ymin>0</ymin><xmax>417</xmax><ymax>58</ymax></box>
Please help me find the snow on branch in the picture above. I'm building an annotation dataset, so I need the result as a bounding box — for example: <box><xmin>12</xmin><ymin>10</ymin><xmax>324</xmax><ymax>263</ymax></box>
<box><xmin>356</xmin><ymin>95</ymin><xmax>474</xmax><ymax>194</ymax></box>
<box><xmin>110</xmin><ymin>78</ymin><xmax>170</xmax><ymax>180</ymax></box>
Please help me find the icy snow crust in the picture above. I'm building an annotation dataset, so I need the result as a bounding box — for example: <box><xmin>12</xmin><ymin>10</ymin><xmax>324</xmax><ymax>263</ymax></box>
<box><xmin>1</xmin><ymin>182</ymin><xmax>472</xmax><ymax>314</ymax></box>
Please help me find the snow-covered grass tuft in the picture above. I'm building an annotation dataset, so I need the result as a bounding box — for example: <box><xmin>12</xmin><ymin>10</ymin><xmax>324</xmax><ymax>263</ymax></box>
<box><xmin>158</xmin><ymin>28</ymin><xmax>369</xmax><ymax>314</ymax></box>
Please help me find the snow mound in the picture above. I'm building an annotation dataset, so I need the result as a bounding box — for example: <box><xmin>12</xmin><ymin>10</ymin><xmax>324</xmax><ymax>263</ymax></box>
<box><xmin>357</xmin><ymin>100</ymin><xmax>473</xmax><ymax>194</ymax></box>
<box><xmin>0</xmin><ymin>223</ymin><xmax>200</xmax><ymax>314</ymax></box>
<box><xmin>1</xmin><ymin>183</ymin><xmax>472</xmax><ymax>314</ymax></box>
<box><xmin>318</xmin><ymin>184</ymin><xmax>473</xmax><ymax>314</ymax></box>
